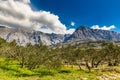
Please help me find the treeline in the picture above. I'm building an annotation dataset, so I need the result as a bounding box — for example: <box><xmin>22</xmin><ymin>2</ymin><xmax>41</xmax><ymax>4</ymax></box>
<box><xmin>0</xmin><ymin>38</ymin><xmax>120</xmax><ymax>71</ymax></box>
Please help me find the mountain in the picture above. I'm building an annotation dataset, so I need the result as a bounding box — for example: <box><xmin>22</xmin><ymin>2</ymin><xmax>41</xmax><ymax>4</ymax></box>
<box><xmin>65</xmin><ymin>26</ymin><xmax>120</xmax><ymax>42</ymax></box>
<box><xmin>0</xmin><ymin>26</ymin><xmax>64</xmax><ymax>46</ymax></box>
<box><xmin>0</xmin><ymin>26</ymin><xmax>120</xmax><ymax>46</ymax></box>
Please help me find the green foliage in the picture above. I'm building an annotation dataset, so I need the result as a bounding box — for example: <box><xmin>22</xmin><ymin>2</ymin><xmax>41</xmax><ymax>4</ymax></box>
<box><xmin>0</xmin><ymin>38</ymin><xmax>120</xmax><ymax>79</ymax></box>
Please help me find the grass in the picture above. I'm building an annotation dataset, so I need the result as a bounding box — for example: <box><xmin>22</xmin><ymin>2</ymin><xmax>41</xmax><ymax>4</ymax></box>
<box><xmin>0</xmin><ymin>58</ymin><xmax>120</xmax><ymax>80</ymax></box>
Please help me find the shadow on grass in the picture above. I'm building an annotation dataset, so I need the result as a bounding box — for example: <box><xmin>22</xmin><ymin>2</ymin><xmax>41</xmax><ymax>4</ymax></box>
<box><xmin>0</xmin><ymin>66</ymin><xmax>20</xmax><ymax>73</ymax></box>
<box><xmin>15</xmin><ymin>73</ymin><xmax>33</xmax><ymax>77</ymax></box>
<box><xmin>0</xmin><ymin>66</ymin><xmax>55</xmax><ymax>77</ymax></box>
<box><xmin>34</xmin><ymin>70</ymin><xmax>55</xmax><ymax>77</ymax></box>
<box><xmin>58</xmin><ymin>69</ymin><xmax>71</xmax><ymax>74</ymax></box>
<box><xmin>0</xmin><ymin>66</ymin><xmax>33</xmax><ymax>77</ymax></box>
<box><xmin>15</xmin><ymin>70</ymin><xmax>55</xmax><ymax>77</ymax></box>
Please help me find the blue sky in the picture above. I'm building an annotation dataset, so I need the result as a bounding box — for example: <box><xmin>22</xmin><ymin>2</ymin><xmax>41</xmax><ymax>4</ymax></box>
<box><xmin>0</xmin><ymin>0</ymin><xmax>120</xmax><ymax>34</ymax></box>
<box><xmin>31</xmin><ymin>0</ymin><xmax>120</xmax><ymax>31</ymax></box>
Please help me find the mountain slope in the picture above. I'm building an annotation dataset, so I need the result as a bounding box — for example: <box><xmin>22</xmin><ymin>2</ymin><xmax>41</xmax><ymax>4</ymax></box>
<box><xmin>0</xmin><ymin>27</ymin><xmax>64</xmax><ymax>46</ymax></box>
<box><xmin>1</xmin><ymin>26</ymin><xmax>120</xmax><ymax>46</ymax></box>
<box><xmin>65</xmin><ymin>26</ymin><xmax>120</xmax><ymax>42</ymax></box>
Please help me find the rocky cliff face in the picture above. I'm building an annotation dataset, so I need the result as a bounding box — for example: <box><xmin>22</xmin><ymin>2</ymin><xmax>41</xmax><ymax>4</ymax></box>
<box><xmin>65</xmin><ymin>26</ymin><xmax>120</xmax><ymax>42</ymax></box>
<box><xmin>0</xmin><ymin>26</ymin><xmax>120</xmax><ymax>46</ymax></box>
<box><xmin>0</xmin><ymin>27</ymin><xmax>64</xmax><ymax>46</ymax></box>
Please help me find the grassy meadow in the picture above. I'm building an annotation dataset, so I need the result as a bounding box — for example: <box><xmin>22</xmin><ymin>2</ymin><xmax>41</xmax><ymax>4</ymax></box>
<box><xmin>0</xmin><ymin>58</ymin><xmax>120</xmax><ymax>80</ymax></box>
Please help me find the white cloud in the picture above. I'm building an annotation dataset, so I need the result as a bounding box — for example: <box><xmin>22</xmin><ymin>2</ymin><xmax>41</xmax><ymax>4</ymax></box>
<box><xmin>0</xmin><ymin>0</ymin><xmax>75</xmax><ymax>34</ymax></box>
<box><xmin>66</xmin><ymin>28</ymin><xmax>75</xmax><ymax>34</ymax></box>
<box><xmin>71</xmin><ymin>22</ymin><xmax>75</xmax><ymax>26</ymax></box>
<box><xmin>21</xmin><ymin>0</ymin><xmax>30</xmax><ymax>3</ymax></box>
<box><xmin>91</xmin><ymin>25</ymin><xmax>116</xmax><ymax>30</ymax></box>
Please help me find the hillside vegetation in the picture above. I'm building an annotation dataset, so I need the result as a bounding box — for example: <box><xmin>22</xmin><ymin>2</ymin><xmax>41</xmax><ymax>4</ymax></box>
<box><xmin>0</xmin><ymin>38</ymin><xmax>120</xmax><ymax>80</ymax></box>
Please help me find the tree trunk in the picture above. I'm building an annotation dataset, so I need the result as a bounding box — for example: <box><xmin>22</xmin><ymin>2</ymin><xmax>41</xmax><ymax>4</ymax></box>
<box><xmin>20</xmin><ymin>62</ymin><xmax>25</xmax><ymax>68</ymax></box>
<box><xmin>91</xmin><ymin>58</ymin><xmax>95</xmax><ymax>68</ymax></box>
<box><xmin>20</xmin><ymin>57</ymin><xmax>25</xmax><ymax>68</ymax></box>
<box><xmin>113</xmin><ymin>59</ymin><xmax>119</xmax><ymax>66</ymax></box>
<box><xmin>85</xmin><ymin>61</ymin><xmax>91</xmax><ymax>71</ymax></box>
<box><xmin>95</xmin><ymin>60</ymin><xmax>102</xmax><ymax>68</ymax></box>
<box><xmin>78</xmin><ymin>63</ymin><xmax>82</xmax><ymax>70</ymax></box>
<box><xmin>108</xmin><ymin>61</ymin><xmax>113</xmax><ymax>66</ymax></box>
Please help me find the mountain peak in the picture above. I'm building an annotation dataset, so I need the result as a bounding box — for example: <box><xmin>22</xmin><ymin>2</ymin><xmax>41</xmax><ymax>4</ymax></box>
<box><xmin>65</xmin><ymin>26</ymin><xmax>120</xmax><ymax>42</ymax></box>
<box><xmin>76</xmin><ymin>26</ymin><xmax>90</xmax><ymax>31</ymax></box>
<box><xmin>78</xmin><ymin>26</ymin><xmax>89</xmax><ymax>29</ymax></box>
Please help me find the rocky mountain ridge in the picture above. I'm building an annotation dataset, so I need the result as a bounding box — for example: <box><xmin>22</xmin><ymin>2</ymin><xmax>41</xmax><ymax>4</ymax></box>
<box><xmin>0</xmin><ymin>26</ymin><xmax>120</xmax><ymax>46</ymax></box>
<box><xmin>65</xmin><ymin>26</ymin><xmax>120</xmax><ymax>42</ymax></box>
<box><xmin>0</xmin><ymin>26</ymin><xmax>64</xmax><ymax>46</ymax></box>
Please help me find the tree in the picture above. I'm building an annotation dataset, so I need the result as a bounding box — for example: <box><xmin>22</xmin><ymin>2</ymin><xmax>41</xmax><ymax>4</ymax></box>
<box><xmin>44</xmin><ymin>47</ymin><xmax>62</xmax><ymax>70</ymax></box>
<box><xmin>61</xmin><ymin>44</ymin><xmax>77</xmax><ymax>68</ymax></box>
<box><xmin>27</xmin><ymin>43</ymin><xmax>56</xmax><ymax>70</ymax></box>
<box><xmin>74</xmin><ymin>47</ymin><xmax>85</xmax><ymax>70</ymax></box>
<box><xmin>104</xmin><ymin>42</ymin><xmax>120</xmax><ymax>66</ymax></box>
<box><xmin>81</xmin><ymin>48</ymin><xmax>105</xmax><ymax>71</ymax></box>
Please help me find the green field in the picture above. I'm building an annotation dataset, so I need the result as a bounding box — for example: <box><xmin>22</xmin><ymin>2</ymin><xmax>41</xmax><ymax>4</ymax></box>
<box><xmin>0</xmin><ymin>58</ymin><xmax>120</xmax><ymax>80</ymax></box>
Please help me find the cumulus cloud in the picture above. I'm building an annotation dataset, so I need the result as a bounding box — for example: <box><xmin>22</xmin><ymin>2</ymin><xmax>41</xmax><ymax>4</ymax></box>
<box><xmin>71</xmin><ymin>22</ymin><xmax>75</xmax><ymax>26</ymax></box>
<box><xmin>66</xmin><ymin>28</ymin><xmax>75</xmax><ymax>34</ymax></box>
<box><xmin>0</xmin><ymin>0</ymin><xmax>74</xmax><ymax>34</ymax></box>
<box><xmin>21</xmin><ymin>0</ymin><xmax>30</xmax><ymax>3</ymax></box>
<box><xmin>91</xmin><ymin>25</ymin><xmax>116</xmax><ymax>30</ymax></box>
